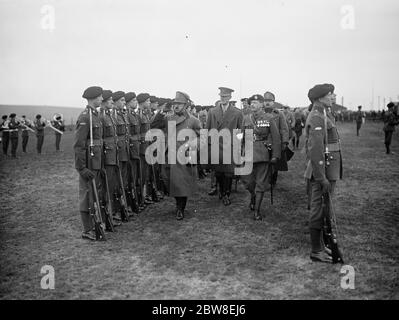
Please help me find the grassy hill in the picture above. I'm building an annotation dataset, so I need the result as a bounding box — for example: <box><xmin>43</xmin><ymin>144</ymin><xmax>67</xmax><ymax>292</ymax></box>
<box><xmin>0</xmin><ymin>105</ymin><xmax>83</xmax><ymax>126</ymax></box>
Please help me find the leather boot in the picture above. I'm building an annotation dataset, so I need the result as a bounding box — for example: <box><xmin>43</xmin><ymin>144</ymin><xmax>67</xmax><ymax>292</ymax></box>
<box><xmin>249</xmin><ymin>193</ymin><xmax>256</xmax><ymax>211</ymax></box>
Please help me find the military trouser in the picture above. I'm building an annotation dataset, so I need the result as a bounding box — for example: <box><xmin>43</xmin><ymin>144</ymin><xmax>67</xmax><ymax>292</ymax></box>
<box><xmin>356</xmin><ymin>122</ymin><xmax>362</xmax><ymax>136</ymax></box>
<box><xmin>79</xmin><ymin>170</ymin><xmax>102</xmax><ymax>233</ymax></box>
<box><xmin>36</xmin><ymin>134</ymin><xmax>44</xmax><ymax>153</ymax></box>
<box><xmin>214</xmin><ymin>171</ymin><xmax>233</xmax><ymax>196</ymax></box>
<box><xmin>105</xmin><ymin>165</ymin><xmax>121</xmax><ymax>219</ymax></box>
<box><xmin>22</xmin><ymin>135</ymin><xmax>29</xmax><ymax>152</ymax></box>
<box><xmin>384</xmin><ymin>131</ymin><xmax>393</xmax><ymax>153</ymax></box>
<box><xmin>119</xmin><ymin>161</ymin><xmax>128</xmax><ymax>189</ymax></box>
<box><xmin>10</xmin><ymin>137</ymin><xmax>18</xmax><ymax>157</ymax></box>
<box><xmin>55</xmin><ymin>133</ymin><xmax>62</xmax><ymax>150</ymax></box>
<box><xmin>242</xmin><ymin>162</ymin><xmax>272</xmax><ymax>194</ymax></box>
<box><xmin>2</xmin><ymin>132</ymin><xmax>9</xmax><ymax>155</ymax></box>
<box><xmin>128</xmin><ymin>158</ymin><xmax>140</xmax><ymax>193</ymax></box>
<box><xmin>309</xmin><ymin>178</ymin><xmax>336</xmax><ymax>229</ymax></box>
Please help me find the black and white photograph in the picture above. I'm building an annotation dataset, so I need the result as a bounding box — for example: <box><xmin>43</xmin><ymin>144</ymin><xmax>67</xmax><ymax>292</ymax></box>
<box><xmin>0</xmin><ymin>0</ymin><xmax>398</xmax><ymax>304</ymax></box>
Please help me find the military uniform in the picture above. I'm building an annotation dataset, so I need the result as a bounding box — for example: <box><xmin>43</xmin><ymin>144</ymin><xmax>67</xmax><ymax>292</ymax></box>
<box><xmin>52</xmin><ymin>118</ymin><xmax>65</xmax><ymax>150</ymax></box>
<box><xmin>241</xmin><ymin>95</ymin><xmax>281</xmax><ymax>219</ymax></box>
<box><xmin>138</xmin><ymin>107</ymin><xmax>153</xmax><ymax>203</ymax></box>
<box><xmin>1</xmin><ymin>117</ymin><xmax>10</xmax><ymax>156</ymax></box>
<box><xmin>355</xmin><ymin>107</ymin><xmax>364</xmax><ymax>136</ymax></box>
<box><xmin>304</xmin><ymin>83</ymin><xmax>342</xmax><ymax>262</ymax></box>
<box><xmin>293</xmin><ymin>109</ymin><xmax>307</xmax><ymax>149</ymax></box>
<box><xmin>34</xmin><ymin>118</ymin><xmax>46</xmax><ymax>154</ymax></box>
<box><xmin>383</xmin><ymin>103</ymin><xmax>399</xmax><ymax>154</ymax></box>
<box><xmin>21</xmin><ymin>118</ymin><xmax>33</xmax><ymax>152</ymax></box>
<box><xmin>206</xmin><ymin>87</ymin><xmax>243</xmax><ymax>205</ymax></box>
<box><xmin>74</xmin><ymin>105</ymin><xmax>104</xmax><ymax>233</ymax></box>
<box><xmin>8</xmin><ymin>114</ymin><xmax>20</xmax><ymax>158</ymax></box>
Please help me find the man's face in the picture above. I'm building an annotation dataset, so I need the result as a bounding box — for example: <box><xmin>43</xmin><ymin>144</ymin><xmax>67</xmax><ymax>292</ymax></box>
<box><xmin>93</xmin><ymin>95</ymin><xmax>103</xmax><ymax>108</ymax></box>
<box><xmin>104</xmin><ymin>98</ymin><xmax>113</xmax><ymax>109</ymax></box>
<box><xmin>318</xmin><ymin>92</ymin><xmax>333</xmax><ymax>107</ymax></box>
<box><xmin>251</xmin><ymin>100</ymin><xmax>262</xmax><ymax>112</ymax></box>
<box><xmin>331</xmin><ymin>93</ymin><xmax>337</xmax><ymax>104</ymax></box>
<box><xmin>115</xmin><ymin>97</ymin><xmax>126</xmax><ymax>109</ymax></box>
<box><xmin>141</xmin><ymin>98</ymin><xmax>151</xmax><ymax>110</ymax></box>
<box><xmin>264</xmin><ymin>99</ymin><xmax>274</xmax><ymax>108</ymax></box>
<box><xmin>150</xmin><ymin>102</ymin><xmax>159</xmax><ymax>111</ymax></box>
<box><xmin>127</xmin><ymin>99</ymin><xmax>137</xmax><ymax>109</ymax></box>
<box><xmin>220</xmin><ymin>94</ymin><xmax>231</xmax><ymax>105</ymax></box>
<box><xmin>173</xmin><ymin>103</ymin><xmax>185</xmax><ymax>115</ymax></box>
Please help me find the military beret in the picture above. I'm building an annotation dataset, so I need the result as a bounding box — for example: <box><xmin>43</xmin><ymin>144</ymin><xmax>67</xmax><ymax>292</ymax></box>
<box><xmin>173</xmin><ymin>91</ymin><xmax>191</xmax><ymax>104</ymax></box>
<box><xmin>2</xmin><ymin>115</ymin><xmax>7</xmax><ymax>120</ymax></box>
<box><xmin>264</xmin><ymin>91</ymin><xmax>275</xmax><ymax>101</ymax></box>
<box><xmin>248</xmin><ymin>94</ymin><xmax>265</xmax><ymax>104</ymax></box>
<box><xmin>9</xmin><ymin>113</ymin><xmax>16</xmax><ymax>118</ymax></box>
<box><xmin>308</xmin><ymin>84</ymin><xmax>335</xmax><ymax>102</ymax></box>
<box><xmin>241</xmin><ymin>98</ymin><xmax>248</xmax><ymax>102</ymax></box>
<box><xmin>82</xmin><ymin>86</ymin><xmax>103</xmax><ymax>99</ymax></box>
<box><xmin>218</xmin><ymin>87</ymin><xmax>234</xmax><ymax>96</ymax></box>
<box><xmin>358</xmin><ymin>105</ymin><xmax>362</xmax><ymax>109</ymax></box>
<box><xmin>137</xmin><ymin>93</ymin><xmax>151</xmax><ymax>104</ymax></box>
<box><xmin>150</xmin><ymin>96</ymin><xmax>158</xmax><ymax>103</ymax></box>
<box><xmin>125</xmin><ymin>92</ymin><xmax>137</xmax><ymax>103</ymax></box>
<box><xmin>102</xmin><ymin>90</ymin><xmax>113</xmax><ymax>101</ymax></box>
<box><xmin>36</xmin><ymin>114</ymin><xmax>42</xmax><ymax>119</ymax></box>
<box><xmin>112</xmin><ymin>91</ymin><xmax>125</xmax><ymax>102</ymax></box>
<box><xmin>158</xmin><ymin>98</ymin><xmax>168</xmax><ymax>106</ymax></box>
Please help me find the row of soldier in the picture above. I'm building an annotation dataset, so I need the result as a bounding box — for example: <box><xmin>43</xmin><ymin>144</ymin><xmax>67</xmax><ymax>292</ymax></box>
<box><xmin>0</xmin><ymin>113</ymin><xmax>65</xmax><ymax>157</ymax></box>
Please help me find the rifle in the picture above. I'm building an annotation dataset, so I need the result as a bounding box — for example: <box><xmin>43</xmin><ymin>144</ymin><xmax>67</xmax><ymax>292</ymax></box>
<box><xmin>136</xmin><ymin>157</ymin><xmax>145</xmax><ymax>209</ymax></box>
<box><xmin>101</xmin><ymin>168</ymin><xmax>115</xmax><ymax>232</ymax></box>
<box><xmin>322</xmin><ymin>192</ymin><xmax>344</xmax><ymax>264</ymax></box>
<box><xmin>321</xmin><ymin>108</ymin><xmax>344</xmax><ymax>264</ymax></box>
<box><xmin>88</xmin><ymin>108</ymin><xmax>106</xmax><ymax>241</ymax></box>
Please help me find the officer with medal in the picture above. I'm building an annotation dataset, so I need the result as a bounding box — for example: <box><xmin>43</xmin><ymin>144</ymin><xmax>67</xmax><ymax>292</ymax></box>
<box><xmin>241</xmin><ymin>95</ymin><xmax>281</xmax><ymax>220</ymax></box>
<box><xmin>304</xmin><ymin>83</ymin><xmax>342</xmax><ymax>262</ymax></box>
<box><xmin>100</xmin><ymin>90</ymin><xmax>122</xmax><ymax>227</ymax></box>
<box><xmin>74</xmin><ymin>86</ymin><xmax>104</xmax><ymax>241</ymax></box>
<box><xmin>263</xmin><ymin>91</ymin><xmax>289</xmax><ymax>185</ymax></box>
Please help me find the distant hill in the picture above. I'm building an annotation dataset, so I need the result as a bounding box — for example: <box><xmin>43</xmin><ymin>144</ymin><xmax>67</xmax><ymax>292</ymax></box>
<box><xmin>0</xmin><ymin>105</ymin><xmax>82</xmax><ymax>125</ymax></box>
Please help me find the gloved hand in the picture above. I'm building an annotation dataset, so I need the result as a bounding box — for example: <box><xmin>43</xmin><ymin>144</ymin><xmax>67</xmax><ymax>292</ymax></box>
<box><xmin>80</xmin><ymin>168</ymin><xmax>95</xmax><ymax>180</ymax></box>
<box><xmin>320</xmin><ymin>178</ymin><xmax>331</xmax><ymax>194</ymax></box>
<box><xmin>270</xmin><ymin>157</ymin><xmax>278</xmax><ymax>164</ymax></box>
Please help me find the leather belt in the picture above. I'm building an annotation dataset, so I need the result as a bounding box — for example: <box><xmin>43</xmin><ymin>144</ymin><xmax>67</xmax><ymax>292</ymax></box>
<box><xmin>87</xmin><ymin>139</ymin><xmax>103</xmax><ymax>146</ymax></box>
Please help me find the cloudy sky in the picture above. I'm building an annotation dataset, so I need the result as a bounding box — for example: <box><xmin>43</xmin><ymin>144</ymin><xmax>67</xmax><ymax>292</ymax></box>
<box><xmin>0</xmin><ymin>0</ymin><xmax>398</xmax><ymax>110</ymax></box>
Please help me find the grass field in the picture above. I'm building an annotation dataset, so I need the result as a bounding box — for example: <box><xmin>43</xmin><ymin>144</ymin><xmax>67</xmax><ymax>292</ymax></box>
<box><xmin>0</xmin><ymin>122</ymin><xmax>398</xmax><ymax>300</ymax></box>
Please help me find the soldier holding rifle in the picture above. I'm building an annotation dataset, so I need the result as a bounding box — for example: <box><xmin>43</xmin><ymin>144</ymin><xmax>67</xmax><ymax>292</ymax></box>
<box><xmin>74</xmin><ymin>86</ymin><xmax>106</xmax><ymax>241</ymax></box>
<box><xmin>304</xmin><ymin>84</ymin><xmax>343</xmax><ymax>263</ymax></box>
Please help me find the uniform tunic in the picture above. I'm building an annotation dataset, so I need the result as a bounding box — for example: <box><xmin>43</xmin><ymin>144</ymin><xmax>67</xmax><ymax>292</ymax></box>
<box><xmin>21</xmin><ymin>120</ymin><xmax>32</xmax><ymax>152</ymax></box>
<box><xmin>383</xmin><ymin>109</ymin><xmax>399</xmax><ymax>147</ymax></box>
<box><xmin>52</xmin><ymin>119</ymin><xmax>65</xmax><ymax>150</ymax></box>
<box><xmin>114</xmin><ymin>109</ymin><xmax>129</xmax><ymax>188</ymax></box>
<box><xmin>34</xmin><ymin>119</ymin><xmax>46</xmax><ymax>154</ymax></box>
<box><xmin>8</xmin><ymin>118</ymin><xmax>20</xmax><ymax>157</ymax></box>
<box><xmin>1</xmin><ymin>119</ymin><xmax>10</xmax><ymax>155</ymax></box>
<box><xmin>74</xmin><ymin>106</ymin><xmax>103</xmax><ymax>232</ymax></box>
<box><xmin>304</xmin><ymin>102</ymin><xmax>342</xmax><ymax>229</ymax></box>
<box><xmin>241</xmin><ymin>110</ymin><xmax>281</xmax><ymax>193</ymax></box>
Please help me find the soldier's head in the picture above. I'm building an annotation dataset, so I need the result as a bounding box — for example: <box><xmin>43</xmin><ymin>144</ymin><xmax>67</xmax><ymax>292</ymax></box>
<box><xmin>172</xmin><ymin>91</ymin><xmax>191</xmax><ymax>115</ymax></box>
<box><xmin>241</xmin><ymin>98</ymin><xmax>249</xmax><ymax>109</ymax></box>
<box><xmin>9</xmin><ymin>113</ymin><xmax>16</xmax><ymax>119</ymax></box>
<box><xmin>137</xmin><ymin>93</ymin><xmax>151</xmax><ymax>111</ymax></box>
<box><xmin>150</xmin><ymin>96</ymin><xmax>159</xmax><ymax>111</ymax></box>
<box><xmin>125</xmin><ymin>92</ymin><xmax>138</xmax><ymax>110</ymax></box>
<box><xmin>358</xmin><ymin>105</ymin><xmax>362</xmax><ymax>110</ymax></box>
<box><xmin>248</xmin><ymin>94</ymin><xmax>265</xmax><ymax>113</ymax></box>
<box><xmin>101</xmin><ymin>90</ymin><xmax>113</xmax><ymax>109</ymax></box>
<box><xmin>157</xmin><ymin>98</ymin><xmax>167</xmax><ymax>112</ymax></box>
<box><xmin>2</xmin><ymin>115</ymin><xmax>7</xmax><ymax>120</ymax></box>
<box><xmin>218</xmin><ymin>87</ymin><xmax>234</xmax><ymax>106</ymax></box>
<box><xmin>82</xmin><ymin>86</ymin><xmax>103</xmax><ymax>108</ymax></box>
<box><xmin>308</xmin><ymin>84</ymin><xmax>335</xmax><ymax>108</ymax></box>
<box><xmin>263</xmin><ymin>91</ymin><xmax>275</xmax><ymax>108</ymax></box>
<box><xmin>36</xmin><ymin>114</ymin><xmax>42</xmax><ymax>119</ymax></box>
<box><xmin>112</xmin><ymin>91</ymin><xmax>126</xmax><ymax>110</ymax></box>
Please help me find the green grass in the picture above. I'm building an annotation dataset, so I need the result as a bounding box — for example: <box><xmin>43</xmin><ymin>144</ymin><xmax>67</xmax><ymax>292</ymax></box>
<box><xmin>0</xmin><ymin>121</ymin><xmax>398</xmax><ymax>299</ymax></box>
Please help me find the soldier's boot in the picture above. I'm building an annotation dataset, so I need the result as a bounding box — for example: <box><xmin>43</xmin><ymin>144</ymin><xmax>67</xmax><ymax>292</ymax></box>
<box><xmin>254</xmin><ymin>192</ymin><xmax>264</xmax><ymax>220</ymax></box>
<box><xmin>385</xmin><ymin>143</ymin><xmax>390</xmax><ymax>154</ymax></box>
<box><xmin>249</xmin><ymin>193</ymin><xmax>256</xmax><ymax>211</ymax></box>
<box><xmin>175</xmin><ymin>197</ymin><xmax>184</xmax><ymax>220</ymax></box>
<box><xmin>310</xmin><ymin>228</ymin><xmax>332</xmax><ymax>263</ymax></box>
<box><xmin>143</xmin><ymin>184</ymin><xmax>153</xmax><ymax>205</ymax></box>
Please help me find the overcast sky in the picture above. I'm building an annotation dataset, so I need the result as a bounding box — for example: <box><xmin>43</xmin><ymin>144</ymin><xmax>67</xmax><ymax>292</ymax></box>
<box><xmin>0</xmin><ymin>0</ymin><xmax>398</xmax><ymax>110</ymax></box>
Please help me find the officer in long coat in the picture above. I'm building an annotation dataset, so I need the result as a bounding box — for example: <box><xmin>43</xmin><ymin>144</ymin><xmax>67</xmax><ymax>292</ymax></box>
<box><xmin>163</xmin><ymin>91</ymin><xmax>201</xmax><ymax>220</ymax></box>
<box><xmin>304</xmin><ymin>83</ymin><xmax>342</xmax><ymax>262</ymax></box>
<box><xmin>383</xmin><ymin>102</ymin><xmax>399</xmax><ymax>154</ymax></box>
<box><xmin>263</xmin><ymin>91</ymin><xmax>289</xmax><ymax>185</ymax></box>
<box><xmin>74</xmin><ymin>86</ymin><xmax>104</xmax><ymax>241</ymax></box>
<box><xmin>206</xmin><ymin>87</ymin><xmax>243</xmax><ymax>205</ymax></box>
<box><xmin>241</xmin><ymin>95</ymin><xmax>281</xmax><ymax>220</ymax></box>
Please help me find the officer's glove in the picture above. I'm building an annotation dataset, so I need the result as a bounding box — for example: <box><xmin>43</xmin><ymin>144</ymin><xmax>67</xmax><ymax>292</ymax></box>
<box><xmin>270</xmin><ymin>157</ymin><xmax>278</xmax><ymax>164</ymax></box>
<box><xmin>320</xmin><ymin>178</ymin><xmax>331</xmax><ymax>194</ymax></box>
<box><xmin>80</xmin><ymin>168</ymin><xmax>95</xmax><ymax>181</ymax></box>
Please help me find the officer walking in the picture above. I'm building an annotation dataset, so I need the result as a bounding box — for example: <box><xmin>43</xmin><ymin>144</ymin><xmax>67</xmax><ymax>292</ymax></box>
<box><xmin>163</xmin><ymin>91</ymin><xmax>201</xmax><ymax>220</ymax></box>
<box><xmin>1</xmin><ymin>115</ymin><xmax>10</xmax><ymax>156</ymax></box>
<box><xmin>241</xmin><ymin>95</ymin><xmax>281</xmax><ymax>220</ymax></box>
<box><xmin>206</xmin><ymin>87</ymin><xmax>243</xmax><ymax>205</ymax></box>
<box><xmin>74</xmin><ymin>86</ymin><xmax>104</xmax><ymax>241</ymax></box>
<box><xmin>263</xmin><ymin>91</ymin><xmax>289</xmax><ymax>185</ymax></box>
<box><xmin>34</xmin><ymin>115</ymin><xmax>46</xmax><ymax>154</ymax></box>
<box><xmin>304</xmin><ymin>83</ymin><xmax>342</xmax><ymax>262</ymax></box>
<box><xmin>355</xmin><ymin>105</ymin><xmax>364</xmax><ymax>136</ymax></box>
<box><xmin>383</xmin><ymin>102</ymin><xmax>399</xmax><ymax>154</ymax></box>
<box><xmin>8</xmin><ymin>113</ymin><xmax>21</xmax><ymax>158</ymax></box>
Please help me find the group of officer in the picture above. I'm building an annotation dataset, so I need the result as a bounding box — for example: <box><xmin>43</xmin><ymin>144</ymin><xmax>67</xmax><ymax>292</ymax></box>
<box><xmin>0</xmin><ymin>113</ymin><xmax>65</xmax><ymax>157</ymax></box>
